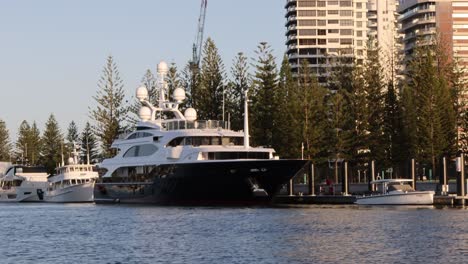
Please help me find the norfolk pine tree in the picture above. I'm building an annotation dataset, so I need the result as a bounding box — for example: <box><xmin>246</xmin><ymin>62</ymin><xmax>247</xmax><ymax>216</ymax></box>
<box><xmin>196</xmin><ymin>38</ymin><xmax>226</xmax><ymax>120</ymax></box>
<box><xmin>0</xmin><ymin>119</ymin><xmax>11</xmax><ymax>161</ymax></box>
<box><xmin>251</xmin><ymin>42</ymin><xmax>278</xmax><ymax>148</ymax></box>
<box><xmin>80</xmin><ymin>122</ymin><xmax>99</xmax><ymax>164</ymax></box>
<box><xmin>39</xmin><ymin>114</ymin><xmax>63</xmax><ymax>174</ymax></box>
<box><xmin>90</xmin><ymin>56</ymin><xmax>128</xmax><ymax>158</ymax></box>
<box><xmin>228</xmin><ymin>52</ymin><xmax>251</xmax><ymax>131</ymax></box>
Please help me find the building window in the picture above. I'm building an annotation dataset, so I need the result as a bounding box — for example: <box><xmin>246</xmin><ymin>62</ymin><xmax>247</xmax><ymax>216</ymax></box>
<box><xmin>340</xmin><ymin>19</ymin><xmax>353</xmax><ymax>26</ymax></box>
<box><xmin>328</xmin><ymin>1</ymin><xmax>338</xmax><ymax>5</ymax></box>
<box><xmin>328</xmin><ymin>10</ymin><xmax>338</xmax><ymax>15</ymax></box>
<box><xmin>317</xmin><ymin>1</ymin><xmax>326</xmax><ymax>7</ymax></box>
<box><xmin>318</xmin><ymin>20</ymin><xmax>326</xmax><ymax>26</ymax></box>
<box><xmin>356</xmin><ymin>2</ymin><xmax>362</xmax><ymax>9</ymax></box>
<box><xmin>340</xmin><ymin>38</ymin><xmax>352</xmax><ymax>45</ymax></box>
<box><xmin>356</xmin><ymin>21</ymin><xmax>363</xmax><ymax>27</ymax></box>
<box><xmin>340</xmin><ymin>10</ymin><xmax>353</xmax><ymax>17</ymax></box>
<box><xmin>317</xmin><ymin>10</ymin><xmax>326</xmax><ymax>17</ymax></box>
<box><xmin>328</xmin><ymin>29</ymin><xmax>339</xmax><ymax>34</ymax></box>
<box><xmin>356</xmin><ymin>31</ymin><xmax>362</xmax><ymax>37</ymax></box>
<box><xmin>299</xmin><ymin>29</ymin><xmax>317</xmax><ymax>36</ymax></box>
<box><xmin>340</xmin><ymin>29</ymin><xmax>353</xmax><ymax>35</ymax></box>
<box><xmin>318</xmin><ymin>39</ymin><xmax>327</xmax><ymax>45</ymax></box>
<box><xmin>298</xmin><ymin>20</ymin><xmax>316</xmax><ymax>26</ymax></box>
<box><xmin>298</xmin><ymin>1</ymin><xmax>317</xmax><ymax>7</ymax></box>
<box><xmin>299</xmin><ymin>39</ymin><xmax>317</xmax><ymax>45</ymax></box>
<box><xmin>328</xmin><ymin>19</ymin><xmax>339</xmax><ymax>24</ymax></box>
<box><xmin>357</xmin><ymin>40</ymin><xmax>363</xmax><ymax>46</ymax></box>
<box><xmin>356</xmin><ymin>12</ymin><xmax>362</xmax><ymax>18</ymax></box>
<box><xmin>340</xmin><ymin>1</ymin><xmax>352</xmax><ymax>7</ymax></box>
<box><xmin>318</xmin><ymin>29</ymin><xmax>327</xmax><ymax>35</ymax></box>
<box><xmin>298</xmin><ymin>10</ymin><xmax>316</xmax><ymax>17</ymax></box>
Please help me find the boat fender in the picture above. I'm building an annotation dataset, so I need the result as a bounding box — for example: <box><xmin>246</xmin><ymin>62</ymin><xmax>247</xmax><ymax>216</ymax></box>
<box><xmin>36</xmin><ymin>189</ymin><xmax>44</xmax><ymax>200</ymax></box>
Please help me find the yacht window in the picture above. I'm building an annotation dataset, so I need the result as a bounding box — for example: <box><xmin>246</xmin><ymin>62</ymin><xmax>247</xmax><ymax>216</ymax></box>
<box><xmin>167</xmin><ymin>137</ymin><xmax>184</xmax><ymax>147</ymax></box>
<box><xmin>123</xmin><ymin>144</ymin><xmax>158</xmax><ymax>158</ymax></box>
<box><xmin>206</xmin><ymin>152</ymin><xmax>270</xmax><ymax>160</ymax></box>
<box><xmin>127</xmin><ymin>132</ymin><xmax>153</xmax><ymax>139</ymax></box>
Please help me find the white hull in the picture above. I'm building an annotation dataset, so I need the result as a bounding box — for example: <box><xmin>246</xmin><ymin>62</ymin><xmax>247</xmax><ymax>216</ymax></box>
<box><xmin>356</xmin><ymin>191</ymin><xmax>434</xmax><ymax>205</ymax></box>
<box><xmin>0</xmin><ymin>187</ymin><xmax>45</xmax><ymax>202</ymax></box>
<box><xmin>45</xmin><ymin>182</ymin><xmax>95</xmax><ymax>203</ymax></box>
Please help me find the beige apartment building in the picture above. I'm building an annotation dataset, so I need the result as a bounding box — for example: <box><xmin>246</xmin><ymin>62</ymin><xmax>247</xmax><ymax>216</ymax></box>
<box><xmin>285</xmin><ymin>0</ymin><xmax>368</xmax><ymax>82</ymax></box>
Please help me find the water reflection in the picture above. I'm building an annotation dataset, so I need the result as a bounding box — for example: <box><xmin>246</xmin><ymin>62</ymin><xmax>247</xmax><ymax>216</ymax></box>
<box><xmin>0</xmin><ymin>204</ymin><xmax>466</xmax><ymax>263</ymax></box>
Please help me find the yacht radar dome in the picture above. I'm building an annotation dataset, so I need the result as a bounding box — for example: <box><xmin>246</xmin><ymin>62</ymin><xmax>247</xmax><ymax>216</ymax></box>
<box><xmin>184</xmin><ymin>108</ymin><xmax>197</xmax><ymax>121</ymax></box>
<box><xmin>136</xmin><ymin>86</ymin><xmax>149</xmax><ymax>101</ymax></box>
<box><xmin>139</xmin><ymin>106</ymin><xmax>152</xmax><ymax>121</ymax></box>
<box><xmin>67</xmin><ymin>157</ymin><xmax>74</xmax><ymax>165</ymax></box>
<box><xmin>173</xmin><ymin>87</ymin><xmax>186</xmax><ymax>103</ymax></box>
<box><xmin>157</xmin><ymin>61</ymin><xmax>169</xmax><ymax>75</ymax></box>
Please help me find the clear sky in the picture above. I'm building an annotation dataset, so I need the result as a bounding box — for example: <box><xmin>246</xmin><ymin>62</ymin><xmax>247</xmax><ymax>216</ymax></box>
<box><xmin>0</xmin><ymin>0</ymin><xmax>286</xmax><ymax>141</ymax></box>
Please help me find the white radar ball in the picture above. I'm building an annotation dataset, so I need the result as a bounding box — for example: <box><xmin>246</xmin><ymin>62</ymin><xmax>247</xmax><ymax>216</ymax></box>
<box><xmin>139</xmin><ymin>106</ymin><xmax>152</xmax><ymax>121</ymax></box>
<box><xmin>68</xmin><ymin>157</ymin><xmax>74</xmax><ymax>165</ymax></box>
<box><xmin>136</xmin><ymin>86</ymin><xmax>148</xmax><ymax>101</ymax></box>
<box><xmin>173</xmin><ymin>87</ymin><xmax>186</xmax><ymax>102</ymax></box>
<box><xmin>184</xmin><ymin>108</ymin><xmax>197</xmax><ymax>122</ymax></box>
<box><xmin>157</xmin><ymin>61</ymin><xmax>169</xmax><ymax>75</ymax></box>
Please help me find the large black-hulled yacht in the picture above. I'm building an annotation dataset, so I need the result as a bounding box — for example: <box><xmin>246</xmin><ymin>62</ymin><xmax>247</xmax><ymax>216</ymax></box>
<box><xmin>94</xmin><ymin>61</ymin><xmax>309</xmax><ymax>205</ymax></box>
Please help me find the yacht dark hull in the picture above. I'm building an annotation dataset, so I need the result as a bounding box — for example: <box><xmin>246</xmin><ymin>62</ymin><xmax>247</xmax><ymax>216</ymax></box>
<box><xmin>94</xmin><ymin>159</ymin><xmax>309</xmax><ymax>205</ymax></box>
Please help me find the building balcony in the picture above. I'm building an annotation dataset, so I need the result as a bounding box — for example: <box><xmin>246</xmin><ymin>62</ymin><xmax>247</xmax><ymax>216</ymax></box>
<box><xmin>285</xmin><ymin>0</ymin><xmax>297</xmax><ymax>9</ymax></box>
<box><xmin>399</xmin><ymin>17</ymin><xmax>436</xmax><ymax>33</ymax></box>
<box><xmin>399</xmin><ymin>5</ymin><xmax>436</xmax><ymax>22</ymax></box>
<box><xmin>285</xmin><ymin>16</ymin><xmax>297</xmax><ymax>26</ymax></box>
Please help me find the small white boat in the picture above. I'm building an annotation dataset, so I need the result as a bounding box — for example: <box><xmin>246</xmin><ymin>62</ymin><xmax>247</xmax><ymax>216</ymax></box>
<box><xmin>0</xmin><ymin>166</ymin><xmax>49</xmax><ymax>202</ymax></box>
<box><xmin>44</xmin><ymin>145</ymin><xmax>98</xmax><ymax>203</ymax></box>
<box><xmin>356</xmin><ymin>179</ymin><xmax>434</xmax><ymax>205</ymax></box>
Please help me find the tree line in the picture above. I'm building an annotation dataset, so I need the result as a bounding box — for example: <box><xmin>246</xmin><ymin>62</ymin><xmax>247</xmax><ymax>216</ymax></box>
<box><xmin>1</xmin><ymin>36</ymin><xmax>466</xmax><ymax>180</ymax></box>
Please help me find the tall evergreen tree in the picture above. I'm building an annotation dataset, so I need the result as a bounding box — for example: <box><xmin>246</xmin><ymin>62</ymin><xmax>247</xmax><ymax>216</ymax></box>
<box><xmin>80</xmin><ymin>122</ymin><xmax>99</xmax><ymax>164</ymax></box>
<box><xmin>167</xmin><ymin>63</ymin><xmax>181</xmax><ymax>101</ymax></box>
<box><xmin>404</xmin><ymin>44</ymin><xmax>455</xmax><ymax>177</ymax></box>
<box><xmin>195</xmin><ymin>38</ymin><xmax>226</xmax><ymax>120</ymax></box>
<box><xmin>382</xmin><ymin>81</ymin><xmax>405</xmax><ymax>176</ymax></box>
<box><xmin>15</xmin><ymin>121</ymin><xmax>41</xmax><ymax>165</ymax></box>
<box><xmin>66</xmin><ymin>121</ymin><xmax>79</xmax><ymax>144</ymax></box>
<box><xmin>292</xmin><ymin>60</ymin><xmax>328</xmax><ymax>161</ymax></box>
<box><xmin>39</xmin><ymin>114</ymin><xmax>63</xmax><ymax>174</ymax></box>
<box><xmin>0</xmin><ymin>119</ymin><xmax>11</xmax><ymax>161</ymax></box>
<box><xmin>228</xmin><ymin>52</ymin><xmax>251</xmax><ymax>131</ymax></box>
<box><xmin>90</xmin><ymin>55</ymin><xmax>128</xmax><ymax>158</ymax></box>
<box><xmin>363</xmin><ymin>42</ymin><xmax>386</xmax><ymax>166</ymax></box>
<box><xmin>251</xmin><ymin>42</ymin><xmax>278</xmax><ymax>147</ymax></box>
<box><xmin>274</xmin><ymin>55</ymin><xmax>297</xmax><ymax>158</ymax></box>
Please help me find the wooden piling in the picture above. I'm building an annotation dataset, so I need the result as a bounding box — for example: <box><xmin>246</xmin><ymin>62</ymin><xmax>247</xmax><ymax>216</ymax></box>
<box><xmin>411</xmin><ymin>159</ymin><xmax>416</xmax><ymax>190</ymax></box>
<box><xmin>343</xmin><ymin>162</ymin><xmax>349</xmax><ymax>195</ymax></box>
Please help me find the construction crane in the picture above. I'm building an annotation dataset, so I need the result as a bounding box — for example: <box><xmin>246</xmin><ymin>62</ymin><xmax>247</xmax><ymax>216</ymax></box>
<box><xmin>191</xmin><ymin>0</ymin><xmax>207</xmax><ymax>71</ymax></box>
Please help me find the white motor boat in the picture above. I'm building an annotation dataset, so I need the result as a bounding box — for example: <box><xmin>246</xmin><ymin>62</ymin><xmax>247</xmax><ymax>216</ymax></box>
<box><xmin>0</xmin><ymin>165</ymin><xmax>49</xmax><ymax>202</ymax></box>
<box><xmin>44</xmin><ymin>145</ymin><xmax>98</xmax><ymax>203</ymax></box>
<box><xmin>356</xmin><ymin>179</ymin><xmax>434</xmax><ymax>205</ymax></box>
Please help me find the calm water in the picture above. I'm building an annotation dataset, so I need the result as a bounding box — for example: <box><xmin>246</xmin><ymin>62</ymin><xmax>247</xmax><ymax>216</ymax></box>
<box><xmin>0</xmin><ymin>204</ymin><xmax>466</xmax><ymax>264</ymax></box>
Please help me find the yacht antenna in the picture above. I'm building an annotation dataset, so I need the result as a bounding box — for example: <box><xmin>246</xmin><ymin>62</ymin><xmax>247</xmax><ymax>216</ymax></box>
<box><xmin>244</xmin><ymin>88</ymin><xmax>250</xmax><ymax>149</ymax></box>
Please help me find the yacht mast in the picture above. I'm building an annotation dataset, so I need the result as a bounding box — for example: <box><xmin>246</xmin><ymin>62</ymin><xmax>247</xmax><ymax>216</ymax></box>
<box><xmin>244</xmin><ymin>88</ymin><xmax>250</xmax><ymax>149</ymax></box>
